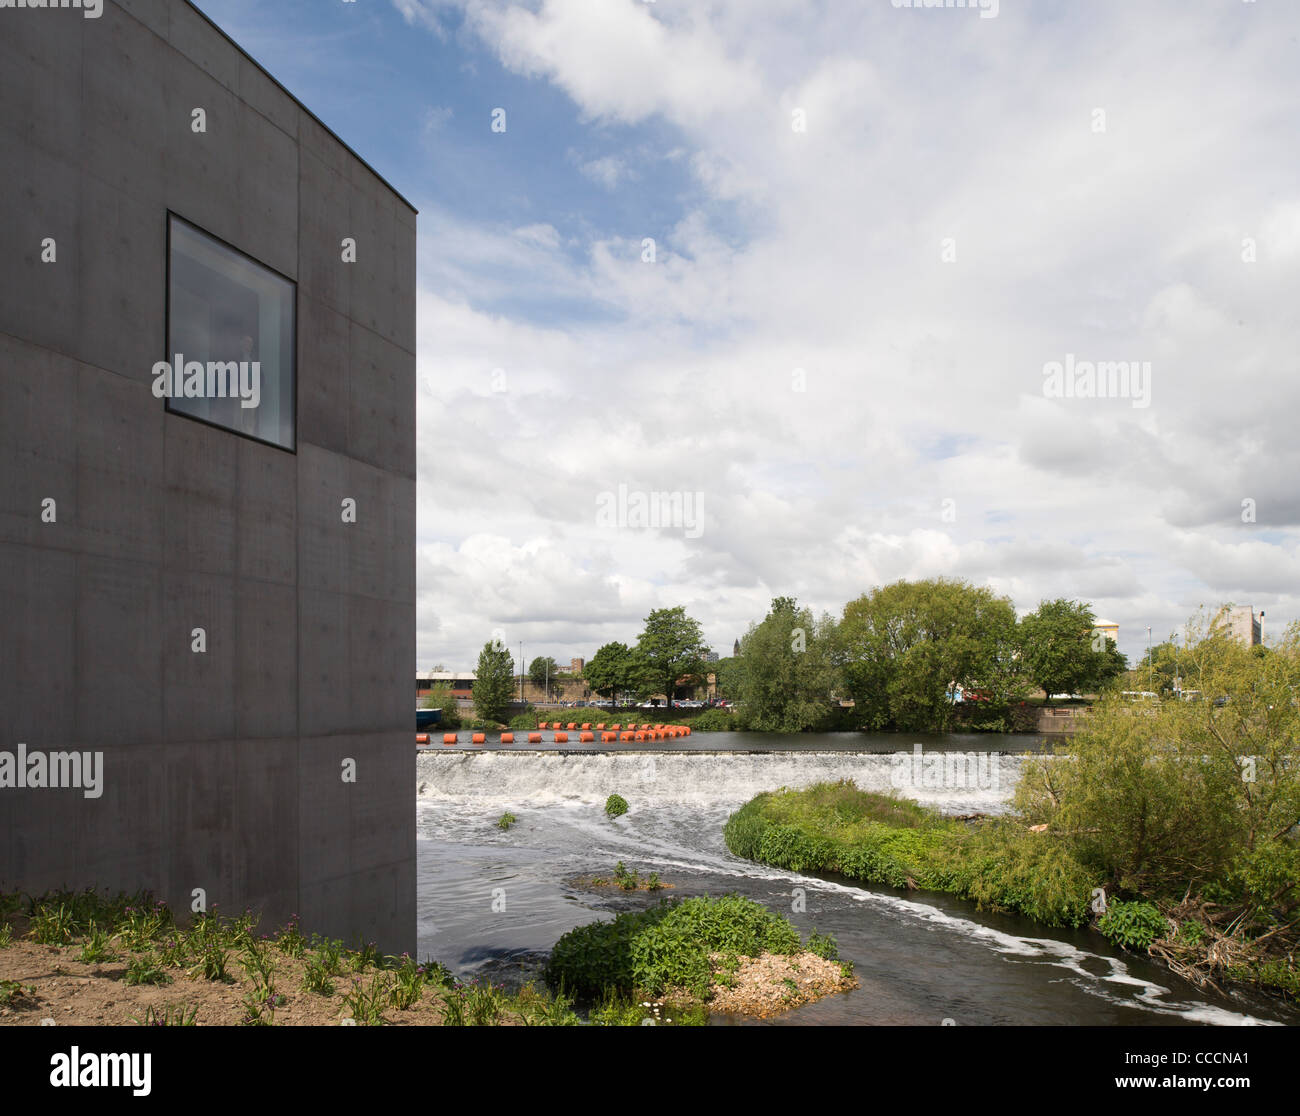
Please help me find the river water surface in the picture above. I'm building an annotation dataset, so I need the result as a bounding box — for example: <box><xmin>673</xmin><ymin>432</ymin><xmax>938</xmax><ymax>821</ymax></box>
<box><xmin>415</xmin><ymin>732</ymin><xmax>1298</xmax><ymax>1026</ymax></box>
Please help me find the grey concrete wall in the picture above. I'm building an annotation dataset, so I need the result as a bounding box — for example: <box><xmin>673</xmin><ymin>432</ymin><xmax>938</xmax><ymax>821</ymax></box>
<box><xmin>0</xmin><ymin>0</ymin><xmax>416</xmax><ymax>953</ymax></box>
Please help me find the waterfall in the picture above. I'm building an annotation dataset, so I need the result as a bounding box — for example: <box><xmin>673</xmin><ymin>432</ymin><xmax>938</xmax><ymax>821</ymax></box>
<box><xmin>416</xmin><ymin>749</ymin><xmax>1038</xmax><ymax>814</ymax></box>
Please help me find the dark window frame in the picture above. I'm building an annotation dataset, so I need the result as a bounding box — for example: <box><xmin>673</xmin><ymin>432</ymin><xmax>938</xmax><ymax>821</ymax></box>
<box><xmin>163</xmin><ymin>211</ymin><xmax>299</xmax><ymax>454</ymax></box>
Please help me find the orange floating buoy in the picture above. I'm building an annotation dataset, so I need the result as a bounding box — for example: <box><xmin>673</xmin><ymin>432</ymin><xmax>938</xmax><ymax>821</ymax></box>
<box><xmin>601</xmin><ymin>731</ymin><xmax>616</xmax><ymax>743</ymax></box>
<box><xmin>634</xmin><ymin>731</ymin><xmax>646</xmax><ymax>742</ymax></box>
<box><xmin>528</xmin><ymin>732</ymin><xmax>542</xmax><ymax>743</ymax></box>
<box><xmin>443</xmin><ymin>734</ymin><xmax>458</xmax><ymax>745</ymax></box>
<box><xmin>655</xmin><ymin>724</ymin><xmax>665</xmax><ymax>730</ymax></box>
<box><xmin>471</xmin><ymin>733</ymin><xmax>486</xmax><ymax>744</ymax></box>
<box><xmin>641</xmin><ymin>724</ymin><xmax>652</xmax><ymax>731</ymax></box>
<box><xmin>620</xmin><ymin>731</ymin><xmax>634</xmax><ymax>741</ymax></box>
<box><xmin>579</xmin><ymin>731</ymin><xmax>594</xmax><ymax>743</ymax></box>
<box><xmin>610</xmin><ymin>723</ymin><xmax>621</xmax><ymax>731</ymax></box>
<box><xmin>500</xmin><ymin>733</ymin><xmax>514</xmax><ymax>744</ymax></box>
<box><xmin>554</xmin><ymin>732</ymin><xmax>569</xmax><ymax>743</ymax></box>
<box><xmin>416</xmin><ymin>734</ymin><xmax>429</xmax><ymax>745</ymax></box>
<box><xmin>566</xmin><ymin>722</ymin><xmax>576</xmax><ymax>730</ymax></box>
<box><xmin>580</xmin><ymin>722</ymin><xmax>591</xmax><ymax>730</ymax></box>
<box><xmin>595</xmin><ymin>723</ymin><xmax>606</xmax><ymax>730</ymax></box>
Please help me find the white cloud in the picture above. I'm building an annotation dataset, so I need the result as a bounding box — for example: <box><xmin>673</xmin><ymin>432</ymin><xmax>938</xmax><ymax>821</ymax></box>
<box><xmin>403</xmin><ymin>0</ymin><xmax>1300</xmax><ymax>667</ymax></box>
<box><xmin>577</xmin><ymin>155</ymin><xmax>627</xmax><ymax>190</ymax></box>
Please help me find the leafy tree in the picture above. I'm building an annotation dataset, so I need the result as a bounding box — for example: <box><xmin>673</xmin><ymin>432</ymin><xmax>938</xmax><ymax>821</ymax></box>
<box><xmin>584</xmin><ymin>642</ymin><xmax>644</xmax><ymax>705</ymax></box>
<box><xmin>710</xmin><ymin>656</ymin><xmax>743</xmax><ymax>701</ymax></box>
<box><xmin>734</xmin><ymin>597</ymin><xmax>840</xmax><ymax>732</ymax></box>
<box><xmin>473</xmin><ymin>639</ymin><xmax>515</xmax><ymax>723</ymax></box>
<box><xmin>528</xmin><ymin>656</ymin><xmax>561</xmax><ymax>700</ymax></box>
<box><xmin>634</xmin><ymin>607</ymin><xmax>709</xmax><ymax>706</ymax></box>
<box><xmin>1020</xmin><ymin>599</ymin><xmax>1120</xmax><ymax>700</ymax></box>
<box><xmin>1133</xmin><ymin>639</ymin><xmax>1182</xmax><ymax>696</ymax></box>
<box><xmin>1015</xmin><ymin>610</ymin><xmax>1300</xmax><ymax>926</ymax></box>
<box><xmin>839</xmin><ymin>578</ymin><xmax>1021</xmax><ymax>731</ymax></box>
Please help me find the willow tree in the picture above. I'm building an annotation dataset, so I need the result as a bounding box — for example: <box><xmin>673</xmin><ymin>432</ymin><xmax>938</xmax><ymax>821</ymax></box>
<box><xmin>734</xmin><ymin>597</ymin><xmax>840</xmax><ymax>732</ymax></box>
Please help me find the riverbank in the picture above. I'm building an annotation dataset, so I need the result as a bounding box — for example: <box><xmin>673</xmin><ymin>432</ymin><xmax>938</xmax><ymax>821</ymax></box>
<box><xmin>0</xmin><ymin>893</ymin><xmax>584</xmax><ymax>1026</ymax></box>
<box><xmin>723</xmin><ymin>781</ymin><xmax>1299</xmax><ymax>1004</ymax></box>
<box><xmin>0</xmin><ymin>887</ymin><xmax>855</xmax><ymax>1025</ymax></box>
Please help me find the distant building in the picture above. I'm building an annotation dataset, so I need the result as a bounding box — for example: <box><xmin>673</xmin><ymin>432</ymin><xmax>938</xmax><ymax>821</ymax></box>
<box><xmin>1092</xmin><ymin>619</ymin><xmax>1119</xmax><ymax>645</ymax></box>
<box><xmin>1219</xmin><ymin>606</ymin><xmax>1263</xmax><ymax>647</ymax></box>
<box><xmin>733</xmin><ymin>639</ymin><xmax>741</xmax><ymax>657</ymax></box>
<box><xmin>569</xmin><ymin>657</ymin><xmax>586</xmax><ymax>675</ymax></box>
<box><xmin>416</xmin><ymin>671</ymin><xmax>475</xmax><ymax>697</ymax></box>
<box><xmin>705</xmin><ymin>651</ymin><xmax>719</xmax><ymax>662</ymax></box>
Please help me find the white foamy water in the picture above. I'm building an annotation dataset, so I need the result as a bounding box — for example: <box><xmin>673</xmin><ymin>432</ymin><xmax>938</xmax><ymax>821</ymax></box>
<box><xmin>417</xmin><ymin>749</ymin><xmax>1031</xmax><ymax>814</ymax></box>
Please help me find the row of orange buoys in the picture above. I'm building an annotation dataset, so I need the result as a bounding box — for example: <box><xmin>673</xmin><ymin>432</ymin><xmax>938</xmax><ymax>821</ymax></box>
<box><xmin>418</xmin><ymin>722</ymin><xmax>693</xmax><ymax>747</ymax></box>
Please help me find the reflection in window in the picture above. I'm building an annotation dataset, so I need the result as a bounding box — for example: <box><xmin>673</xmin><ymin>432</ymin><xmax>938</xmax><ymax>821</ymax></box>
<box><xmin>166</xmin><ymin>215</ymin><xmax>296</xmax><ymax>450</ymax></box>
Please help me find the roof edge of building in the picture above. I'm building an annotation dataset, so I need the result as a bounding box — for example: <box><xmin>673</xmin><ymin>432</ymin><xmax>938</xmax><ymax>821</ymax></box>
<box><xmin>184</xmin><ymin>0</ymin><xmax>419</xmax><ymax>215</ymax></box>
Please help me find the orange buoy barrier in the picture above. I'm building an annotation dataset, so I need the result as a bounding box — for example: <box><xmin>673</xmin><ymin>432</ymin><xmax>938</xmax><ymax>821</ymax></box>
<box><xmin>601</xmin><ymin>731</ymin><xmax>616</xmax><ymax>743</ymax></box>
<box><xmin>579</xmin><ymin>731</ymin><xmax>595</xmax><ymax>743</ymax></box>
<box><xmin>443</xmin><ymin>734</ymin><xmax>458</xmax><ymax>745</ymax></box>
<box><xmin>416</xmin><ymin>734</ymin><xmax>429</xmax><ymax>745</ymax></box>
<box><xmin>554</xmin><ymin>732</ymin><xmax>569</xmax><ymax>743</ymax></box>
<box><xmin>655</xmin><ymin>724</ymin><xmax>665</xmax><ymax>730</ymax></box>
<box><xmin>620</xmin><ymin>731</ymin><xmax>634</xmax><ymax>741</ymax></box>
<box><xmin>528</xmin><ymin>732</ymin><xmax>542</xmax><ymax>743</ymax></box>
<box><xmin>471</xmin><ymin>733</ymin><xmax>486</xmax><ymax>744</ymax></box>
<box><xmin>641</xmin><ymin>723</ymin><xmax>652</xmax><ymax>730</ymax></box>
<box><xmin>580</xmin><ymin>722</ymin><xmax>591</xmax><ymax>730</ymax></box>
<box><xmin>595</xmin><ymin>723</ymin><xmax>606</xmax><ymax>730</ymax></box>
<box><xmin>500</xmin><ymin>733</ymin><xmax>514</xmax><ymax>744</ymax></box>
<box><xmin>634</xmin><ymin>731</ymin><xmax>646</xmax><ymax>742</ymax></box>
<box><xmin>610</xmin><ymin>723</ymin><xmax>621</xmax><ymax>731</ymax></box>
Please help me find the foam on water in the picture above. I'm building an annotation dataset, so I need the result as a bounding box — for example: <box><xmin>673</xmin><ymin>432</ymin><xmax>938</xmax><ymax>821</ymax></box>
<box><xmin>417</xmin><ymin>749</ymin><xmax>1028</xmax><ymax>814</ymax></box>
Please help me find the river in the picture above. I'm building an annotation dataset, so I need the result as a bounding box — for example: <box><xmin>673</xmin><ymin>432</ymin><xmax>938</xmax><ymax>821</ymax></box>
<box><xmin>415</xmin><ymin>731</ymin><xmax>1298</xmax><ymax>1025</ymax></box>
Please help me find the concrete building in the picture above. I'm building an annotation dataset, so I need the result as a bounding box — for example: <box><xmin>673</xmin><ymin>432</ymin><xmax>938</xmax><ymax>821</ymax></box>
<box><xmin>0</xmin><ymin>1</ymin><xmax>417</xmax><ymax>952</ymax></box>
<box><xmin>1219</xmin><ymin>605</ymin><xmax>1263</xmax><ymax>647</ymax></box>
<box><xmin>416</xmin><ymin>671</ymin><xmax>476</xmax><ymax>698</ymax></box>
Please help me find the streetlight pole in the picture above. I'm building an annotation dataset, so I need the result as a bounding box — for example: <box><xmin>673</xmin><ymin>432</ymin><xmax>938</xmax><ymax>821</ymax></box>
<box><xmin>1147</xmin><ymin>626</ymin><xmax>1152</xmax><ymax>693</ymax></box>
<box><xmin>519</xmin><ymin>642</ymin><xmax>523</xmax><ymax>704</ymax></box>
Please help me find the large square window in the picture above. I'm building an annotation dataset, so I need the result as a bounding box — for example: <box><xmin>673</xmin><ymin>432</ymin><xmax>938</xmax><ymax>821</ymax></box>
<box><xmin>165</xmin><ymin>214</ymin><xmax>296</xmax><ymax>451</ymax></box>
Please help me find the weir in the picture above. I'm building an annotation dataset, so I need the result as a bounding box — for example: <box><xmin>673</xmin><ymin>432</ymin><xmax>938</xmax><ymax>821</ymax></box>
<box><xmin>415</xmin><ymin>749</ymin><xmax>1039</xmax><ymax>813</ymax></box>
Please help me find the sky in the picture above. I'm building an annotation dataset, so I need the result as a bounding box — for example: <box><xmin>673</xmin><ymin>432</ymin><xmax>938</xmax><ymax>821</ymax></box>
<box><xmin>193</xmin><ymin>0</ymin><xmax>1300</xmax><ymax>670</ymax></box>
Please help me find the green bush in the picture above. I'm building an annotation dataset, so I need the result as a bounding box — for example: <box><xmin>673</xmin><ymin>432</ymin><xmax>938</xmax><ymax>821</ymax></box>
<box><xmin>423</xmin><ymin>684</ymin><xmax>462</xmax><ymax>730</ymax></box>
<box><xmin>725</xmin><ymin>782</ymin><xmax>1098</xmax><ymax>928</ymax></box>
<box><xmin>1098</xmin><ymin>900</ymin><xmax>1168</xmax><ymax>951</ymax></box>
<box><xmin>508</xmin><ymin>713</ymin><xmax>539</xmax><ymax>731</ymax></box>
<box><xmin>545</xmin><ymin>895</ymin><xmax>802</xmax><ymax>1002</ymax></box>
<box><xmin>605</xmin><ymin>794</ymin><xmax>629</xmax><ymax>818</ymax></box>
<box><xmin>805</xmin><ymin>930</ymin><xmax>839</xmax><ymax>961</ymax></box>
<box><xmin>689</xmin><ymin>708</ymin><xmax>736</xmax><ymax>733</ymax></box>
